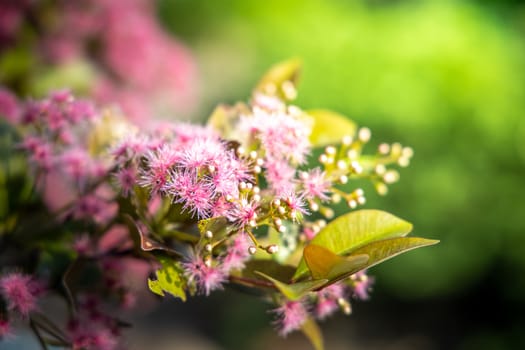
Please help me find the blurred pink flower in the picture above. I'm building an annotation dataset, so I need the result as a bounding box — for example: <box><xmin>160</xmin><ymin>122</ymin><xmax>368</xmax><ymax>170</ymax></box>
<box><xmin>0</xmin><ymin>273</ymin><xmax>45</xmax><ymax>317</ymax></box>
<box><xmin>272</xmin><ymin>300</ymin><xmax>309</xmax><ymax>337</ymax></box>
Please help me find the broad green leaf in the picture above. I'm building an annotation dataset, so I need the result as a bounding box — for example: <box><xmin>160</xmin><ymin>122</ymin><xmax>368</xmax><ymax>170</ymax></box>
<box><xmin>301</xmin><ymin>317</ymin><xmax>324</xmax><ymax>350</ymax></box>
<box><xmin>148</xmin><ymin>257</ymin><xmax>187</xmax><ymax>301</ymax></box>
<box><xmin>255</xmin><ymin>58</ymin><xmax>302</xmax><ymax>101</ymax></box>
<box><xmin>293</xmin><ymin>210</ymin><xmax>413</xmax><ymax>280</ymax></box>
<box><xmin>348</xmin><ymin>237</ymin><xmax>439</xmax><ymax>269</ymax></box>
<box><xmin>255</xmin><ymin>271</ymin><xmax>327</xmax><ymax>301</ymax></box>
<box><xmin>307</xmin><ymin>109</ymin><xmax>357</xmax><ymax>147</ymax></box>
<box><xmin>304</xmin><ymin>244</ymin><xmax>368</xmax><ymax>281</ymax></box>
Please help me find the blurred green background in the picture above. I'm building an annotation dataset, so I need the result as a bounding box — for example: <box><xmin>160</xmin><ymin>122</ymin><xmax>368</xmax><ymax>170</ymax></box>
<box><xmin>150</xmin><ymin>0</ymin><xmax>525</xmax><ymax>348</ymax></box>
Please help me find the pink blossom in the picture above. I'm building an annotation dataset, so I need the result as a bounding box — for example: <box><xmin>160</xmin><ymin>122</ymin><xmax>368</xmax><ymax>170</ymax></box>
<box><xmin>140</xmin><ymin>145</ymin><xmax>179</xmax><ymax>193</ymax></box>
<box><xmin>0</xmin><ymin>273</ymin><xmax>44</xmax><ymax>317</ymax></box>
<box><xmin>171</xmin><ymin>123</ymin><xmax>218</xmax><ymax>146</ymax></box>
<box><xmin>183</xmin><ymin>257</ymin><xmax>226</xmax><ymax>296</ymax></box>
<box><xmin>21</xmin><ymin>136</ymin><xmax>53</xmax><ymax>170</ymax></box>
<box><xmin>314</xmin><ymin>283</ymin><xmax>346</xmax><ymax>320</ymax></box>
<box><xmin>59</xmin><ymin>148</ymin><xmax>95</xmax><ymax>184</ymax></box>
<box><xmin>0</xmin><ymin>87</ymin><xmax>20</xmax><ymax>123</ymax></box>
<box><xmin>72</xmin><ymin>187</ymin><xmax>118</xmax><ymax>224</ymax></box>
<box><xmin>238</xmin><ymin>107</ymin><xmax>311</xmax><ymax>165</ymax></box>
<box><xmin>272</xmin><ymin>300</ymin><xmax>309</xmax><ymax>337</ymax></box>
<box><xmin>226</xmin><ymin>197</ymin><xmax>259</xmax><ymax>229</ymax></box>
<box><xmin>280</xmin><ymin>191</ymin><xmax>309</xmax><ymax>221</ymax></box>
<box><xmin>264</xmin><ymin>159</ymin><xmax>296</xmax><ymax>194</ymax></box>
<box><xmin>221</xmin><ymin>233</ymin><xmax>251</xmax><ymax>272</ymax></box>
<box><xmin>68</xmin><ymin>312</ymin><xmax>119</xmax><ymax>350</ymax></box>
<box><xmin>73</xmin><ymin>234</ymin><xmax>94</xmax><ymax>256</ymax></box>
<box><xmin>167</xmin><ymin>170</ymin><xmax>214</xmax><ymax>219</ymax></box>
<box><xmin>114</xmin><ymin>166</ymin><xmax>137</xmax><ymax>197</ymax></box>
<box><xmin>300</xmin><ymin>168</ymin><xmax>331</xmax><ymax>202</ymax></box>
<box><xmin>351</xmin><ymin>271</ymin><xmax>374</xmax><ymax>300</ymax></box>
<box><xmin>0</xmin><ymin>317</ymin><xmax>11</xmax><ymax>339</ymax></box>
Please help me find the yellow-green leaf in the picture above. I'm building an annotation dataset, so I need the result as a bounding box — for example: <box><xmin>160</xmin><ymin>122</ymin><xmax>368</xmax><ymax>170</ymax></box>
<box><xmin>304</xmin><ymin>244</ymin><xmax>368</xmax><ymax>281</ymax></box>
<box><xmin>293</xmin><ymin>210</ymin><xmax>413</xmax><ymax>280</ymax></box>
<box><xmin>301</xmin><ymin>317</ymin><xmax>324</xmax><ymax>350</ymax></box>
<box><xmin>148</xmin><ymin>257</ymin><xmax>187</xmax><ymax>301</ymax></box>
<box><xmin>348</xmin><ymin>237</ymin><xmax>439</xmax><ymax>269</ymax></box>
<box><xmin>255</xmin><ymin>58</ymin><xmax>302</xmax><ymax>101</ymax></box>
<box><xmin>307</xmin><ymin>109</ymin><xmax>357</xmax><ymax>147</ymax></box>
<box><xmin>255</xmin><ymin>271</ymin><xmax>327</xmax><ymax>301</ymax></box>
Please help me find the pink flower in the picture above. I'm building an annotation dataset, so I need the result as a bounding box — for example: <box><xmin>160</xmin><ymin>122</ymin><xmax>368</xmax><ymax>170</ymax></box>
<box><xmin>72</xmin><ymin>186</ymin><xmax>118</xmax><ymax>224</ymax></box>
<box><xmin>300</xmin><ymin>168</ymin><xmax>331</xmax><ymax>202</ymax></box>
<box><xmin>0</xmin><ymin>87</ymin><xmax>20</xmax><ymax>123</ymax></box>
<box><xmin>0</xmin><ymin>317</ymin><xmax>11</xmax><ymax>339</ymax></box>
<box><xmin>226</xmin><ymin>197</ymin><xmax>259</xmax><ymax>229</ymax></box>
<box><xmin>0</xmin><ymin>273</ymin><xmax>44</xmax><ymax>317</ymax></box>
<box><xmin>183</xmin><ymin>256</ymin><xmax>226</xmax><ymax>296</ymax></box>
<box><xmin>221</xmin><ymin>233</ymin><xmax>251</xmax><ymax>272</ymax></box>
<box><xmin>114</xmin><ymin>166</ymin><xmax>137</xmax><ymax>197</ymax></box>
<box><xmin>140</xmin><ymin>145</ymin><xmax>179</xmax><ymax>193</ymax></box>
<box><xmin>68</xmin><ymin>310</ymin><xmax>119</xmax><ymax>350</ymax></box>
<box><xmin>264</xmin><ymin>159</ymin><xmax>296</xmax><ymax>194</ymax></box>
<box><xmin>167</xmin><ymin>170</ymin><xmax>215</xmax><ymax>219</ymax></box>
<box><xmin>314</xmin><ymin>283</ymin><xmax>346</xmax><ymax>320</ymax></box>
<box><xmin>280</xmin><ymin>191</ymin><xmax>309</xmax><ymax>221</ymax></box>
<box><xmin>272</xmin><ymin>300</ymin><xmax>309</xmax><ymax>337</ymax></box>
<box><xmin>238</xmin><ymin>107</ymin><xmax>311</xmax><ymax>165</ymax></box>
<box><xmin>59</xmin><ymin>148</ymin><xmax>95</xmax><ymax>185</ymax></box>
<box><xmin>351</xmin><ymin>271</ymin><xmax>374</xmax><ymax>300</ymax></box>
<box><xmin>21</xmin><ymin>136</ymin><xmax>54</xmax><ymax>171</ymax></box>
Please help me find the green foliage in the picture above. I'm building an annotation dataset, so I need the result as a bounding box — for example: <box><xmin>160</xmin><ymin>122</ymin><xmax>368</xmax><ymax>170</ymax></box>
<box><xmin>307</xmin><ymin>110</ymin><xmax>357</xmax><ymax>147</ymax></box>
<box><xmin>148</xmin><ymin>256</ymin><xmax>187</xmax><ymax>301</ymax></box>
<box><xmin>301</xmin><ymin>317</ymin><xmax>324</xmax><ymax>350</ymax></box>
<box><xmin>294</xmin><ymin>210</ymin><xmax>413</xmax><ymax>279</ymax></box>
<box><xmin>255</xmin><ymin>271</ymin><xmax>327</xmax><ymax>301</ymax></box>
<box><xmin>303</xmin><ymin>244</ymin><xmax>369</xmax><ymax>281</ymax></box>
<box><xmin>349</xmin><ymin>236</ymin><xmax>439</xmax><ymax>270</ymax></box>
<box><xmin>254</xmin><ymin>58</ymin><xmax>302</xmax><ymax>101</ymax></box>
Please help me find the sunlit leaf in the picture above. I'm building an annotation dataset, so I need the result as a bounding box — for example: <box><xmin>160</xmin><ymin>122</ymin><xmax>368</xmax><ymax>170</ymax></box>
<box><xmin>293</xmin><ymin>210</ymin><xmax>413</xmax><ymax>280</ymax></box>
<box><xmin>148</xmin><ymin>256</ymin><xmax>187</xmax><ymax>301</ymax></box>
<box><xmin>304</xmin><ymin>244</ymin><xmax>368</xmax><ymax>281</ymax></box>
<box><xmin>348</xmin><ymin>237</ymin><xmax>439</xmax><ymax>269</ymax></box>
<box><xmin>255</xmin><ymin>58</ymin><xmax>302</xmax><ymax>101</ymax></box>
<box><xmin>307</xmin><ymin>109</ymin><xmax>357</xmax><ymax>147</ymax></box>
<box><xmin>255</xmin><ymin>271</ymin><xmax>327</xmax><ymax>301</ymax></box>
<box><xmin>301</xmin><ymin>317</ymin><xmax>324</xmax><ymax>350</ymax></box>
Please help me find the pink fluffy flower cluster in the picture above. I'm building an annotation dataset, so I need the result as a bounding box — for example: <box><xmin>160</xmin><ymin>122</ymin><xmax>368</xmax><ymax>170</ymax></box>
<box><xmin>0</xmin><ymin>59</ymin><xmax>422</xmax><ymax>349</ymax></box>
<box><xmin>0</xmin><ymin>0</ymin><xmax>198</xmax><ymax>123</ymax></box>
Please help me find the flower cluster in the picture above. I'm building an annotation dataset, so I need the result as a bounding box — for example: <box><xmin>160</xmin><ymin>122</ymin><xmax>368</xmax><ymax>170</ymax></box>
<box><xmin>0</xmin><ymin>0</ymin><xmax>197</xmax><ymax>123</ymax></box>
<box><xmin>0</xmin><ymin>60</ymin><xmax>436</xmax><ymax>350</ymax></box>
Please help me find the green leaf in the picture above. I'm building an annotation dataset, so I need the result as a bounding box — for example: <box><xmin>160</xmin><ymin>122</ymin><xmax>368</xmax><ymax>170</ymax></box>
<box><xmin>148</xmin><ymin>256</ymin><xmax>187</xmax><ymax>301</ymax></box>
<box><xmin>348</xmin><ymin>237</ymin><xmax>439</xmax><ymax>269</ymax></box>
<box><xmin>304</xmin><ymin>244</ymin><xmax>368</xmax><ymax>281</ymax></box>
<box><xmin>255</xmin><ymin>58</ymin><xmax>302</xmax><ymax>101</ymax></box>
<box><xmin>301</xmin><ymin>317</ymin><xmax>324</xmax><ymax>350</ymax></box>
<box><xmin>307</xmin><ymin>109</ymin><xmax>357</xmax><ymax>147</ymax></box>
<box><xmin>255</xmin><ymin>271</ymin><xmax>327</xmax><ymax>301</ymax></box>
<box><xmin>293</xmin><ymin>210</ymin><xmax>413</xmax><ymax>280</ymax></box>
